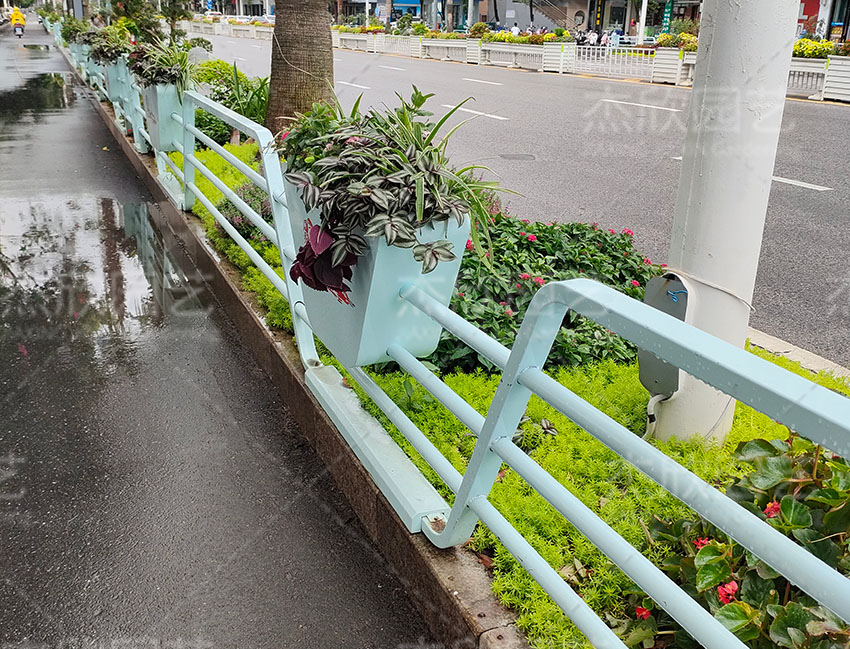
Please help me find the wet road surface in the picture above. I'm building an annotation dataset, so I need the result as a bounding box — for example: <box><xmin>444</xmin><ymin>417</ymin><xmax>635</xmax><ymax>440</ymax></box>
<box><xmin>0</xmin><ymin>25</ymin><xmax>435</xmax><ymax>649</ymax></box>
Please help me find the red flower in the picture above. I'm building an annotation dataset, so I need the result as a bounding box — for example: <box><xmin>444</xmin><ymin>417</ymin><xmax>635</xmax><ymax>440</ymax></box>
<box><xmin>608</xmin><ymin>228</ymin><xmax>617</xmax><ymax>234</ymax></box>
<box><xmin>644</xmin><ymin>258</ymin><xmax>652</xmax><ymax>265</ymax></box>
<box><xmin>519</xmin><ymin>232</ymin><xmax>526</xmax><ymax>236</ymax></box>
<box><xmin>458</xmin><ymin>292</ymin><xmax>465</xmax><ymax>297</ymax></box>
<box><xmin>499</xmin><ymin>301</ymin><xmax>506</xmax><ymax>306</ymax></box>
<box><xmin>466</xmin><ymin>239</ymin><xmax>474</xmax><ymax>251</ymax></box>
<box><xmin>533</xmin><ymin>277</ymin><xmax>545</xmax><ymax>286</ymax></box>
<box><xmin>693</xmin><ymin>537</ymin><xmax>709</xmax><ymax>549</ymax></box>
<box><xmin>520</xmin><ymin>273</ymin><xmax>531</xmax><ymax>280</ymax></box>
<box><xmin>635</xmin><ymin>607</ymin><xmax>651</xmax><ymax>620</ymax></box>
<box><xmin>622</xmin><ymin>228</ymin><xmax>634</xmax><ymax>236</ymax></box>
<box><xmin>505</xmin><ymin>308</ymin><xmax>514</xmax><ymax>316</ymax></box>
<box><xmin>280</xmin><ymin>130</ymin><xmax>290</xmax><ymax>140</ymax></box>
<box><xmin>631</xmin><ymin>280</ymin><xmax>641</xmax><ymax>287</ymax></box>
<box><xmin>660</xmin><ymin>263</ymin><xmax>668</xmax><ymax>268</ymax></box>
<box><xmin>521</xmin><ymin>219</ymin><xmax>530</xmax><ymax>224</ymax></box>
<box><xmin>527</xmin><ymin>234</ymin><xmax>538</xmax><ymax>242</ymax></box>
<box><xmin>764</xmin><ymin>501</ymin><xmax>781</xmax><ymax>519</ymax></box>
<box><xmin>717</xmin><ymin>581</ymin><xmax>738</xmax><ymax>604</ymax></box>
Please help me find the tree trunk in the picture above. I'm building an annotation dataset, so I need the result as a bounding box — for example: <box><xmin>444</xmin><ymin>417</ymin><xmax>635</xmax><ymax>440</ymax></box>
<box><xmin>384</xmin><ymin>0</ymin><xmax>391</xmax><ymax>29</ymax></box>
<box><xmin>336</xmin><ymin>0</ymin><xmax>342</xmax><ymax>22</ymax></box>
<box><xmin>265</xmin><ymin>0</ymin><xmax>334</xmax><ymax>134</ymax></box>
<box><xmin>492</xmin><ymin>0</ymin><xmax>499</xmax><ymax>24</ymax></box>
<box><xmin>528</xmin><ymin>0</ymin><xmax>533</xmax><ymax>25</ymax></box>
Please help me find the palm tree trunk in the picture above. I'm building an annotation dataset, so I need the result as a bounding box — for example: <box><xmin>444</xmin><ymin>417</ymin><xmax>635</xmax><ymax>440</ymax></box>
<box><xmin>265</xmin><ymin>0</ymin><xmax>334</xmax><ymax>134</ymax></box>
<box><xmin>384</xmin><ymin>0</ymin><xmax>392</xmax><ymax>28</ymax></box>
<box><xmin>492</xmin><ymin>0</ymin><xmax>499</xmax><ymax>24</ymax></box>
<box><xmin>337</xmin><ymin>0</ymin><xmax>343</xmax><ymax>22</ymax></box>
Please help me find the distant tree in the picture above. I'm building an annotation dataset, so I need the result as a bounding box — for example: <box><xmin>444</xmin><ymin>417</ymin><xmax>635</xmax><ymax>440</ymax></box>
<box><xmin>114</xmin><ymin>0</ymin><xmax>162</xmax><ymax>41</ymax></box>
<box><xmin>160</xmin><ymin>0</ymin><xmax>192</xmax><ymax>44</ymax></box>
<box><xmin>265</xmin><ymin>0</ymin><xmax>334</xmax><ymax>133</ymax></box>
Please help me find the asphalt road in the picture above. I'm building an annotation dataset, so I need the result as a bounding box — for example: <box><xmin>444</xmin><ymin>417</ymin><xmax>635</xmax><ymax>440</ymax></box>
<box><xmin>0</xmin><ymin>26</ymin><xmax>435</xmax><ymax>648</ymax></box>
<box><xmin>204</xmin><ymin>34</ymin><xmax>850</xmax><ymax>368</ymax></box>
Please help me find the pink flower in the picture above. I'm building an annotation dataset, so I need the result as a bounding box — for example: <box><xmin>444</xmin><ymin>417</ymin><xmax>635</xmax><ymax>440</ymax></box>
<box><xmin>521</xmin><ymin>219</ymin><xmax>530</xmax><ymax>224</ymax></box>
<box><xmin>693</xmin><ymin>537</ymin><xmax>709</xmax><ymax>549</ymax></box>
<box><xmin>520</xmin><ymin>273</ymin><xmax>531</xmax><ymax>280</ymax></box>
<box><xmin>516</xmin><ymin>283</ymin><xmax>522</xmax><ymax>289</ymax></box>
<box><xmin>643</xmin><ymin>258</ymin><xmax>652</xmax><ymax>265</ymax></box>
<box><xmin>499</xmin><ymin>301</ymin><xmax>506</xmax><ymax>306</ymax></box>
<box><xmin>505</xmin><ymin>308</ymin><xmax>514</xmax><ymax>316</ymax></box>
<box><xmin>546</xmin><ymin>222</ymin><xmax>553</xmax><ymax>226</ymax></box>
<box><xmin>608</xmin><ymin>229</ymin><xmax>616</xmax><ymax>234</ymax></box>
<box><xmin>527</xmin><ymin>234</ymin><xmax>537</xmax><ymax>242</ymax></box>
<box><xmin>458</xmin><ymin>292</ymin><xmax>465</xmax><ymax>297</ymax></box>
<box><xmin>717</xmin><ymin>581</ymin><xmax>738</xmax><ymax>604</ymax></box>
<box><xmin>660</xmin><ymin>263</ymin><xmax>668</xmax><ymax>268</ymax></box>
<box><xmin>533</xmin><ymin>277</ymin><xmax>545</xmax><ymax>286</ymax></box>
<box><xmin>17</xmin><ymin>343</ymin><xmax>27</xmax><ymax>357</ymax></box>
<box><xmin>280</xmin><ymin>130</ymin><xmax>290</xmax><ymax>140</ymax></box>
<box><xmin>591</xmin><ymin>222</ymin><xmax>598</xmax><ymax>230</ymax></box>
<box><xmin>466</xmin><ymin>239</ymin><xmax>474</xmax><ymax>251</ymax></box>
<box><xmin>764</xmin><ymin>501</ymin><xmax>781</xmax><ymax>519</ymax></box>
<box><xmin>635</xmin><ymin>607</ymin><xmax>651</xmax><ymax>620</ymax></box>
<box><xmin>622</xmin><ymin>228</ymin><xmax>634</xmax><ymax>236</ymax></box>
<box><xmin>631</xmin><ymin>280</ymin><xmax>640</xmax><ymax>287</ymax></box>
<box><xmin>519</xmin><ymin>232</ymin><xmax>525</xmax><ymax>236</ymax></box>
<box><xmin>73</xmin><ymin>312</ymin><xmax>79</xmax><ymax>319</ymax></box>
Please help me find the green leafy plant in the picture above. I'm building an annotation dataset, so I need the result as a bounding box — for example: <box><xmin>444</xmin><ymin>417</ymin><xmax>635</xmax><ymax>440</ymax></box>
<box><xmin>195</xmin><ymin>109</ymin><xmax>232</xmax><ymax>145</ymax></box>
<box><xmin>183</xmin><ymin>36</ymin><xmax>213</xmax><ymax>52</ymax></box>
<box><xmin>280</xmin><ymin>88</ymin><xmax>501</xmax><ymax>293</ymax></box>
<box><xmin>469</xmin><ymin>21</ymin><xmax>490</xmax><ymax>37</ymax></box>
<box><xmin>90</xmin><ymin>23</ymin><xmax>134</xmax><ymax>64</ymax></box>
<box><xmin>670</xmin><ymin>17</ymin><xmax>699</xmax><ymax>35</ymax></box>
<box><xmin>60</xmin><ymin>17</ymin><xmax>90</xmax><ymax>45</ymax></box>
<box><xmin>431</xmin><ymin>213</ymin><xmax>661</xmax><ymax>372</ymax></box>
<box><xmin>215</xmin><ymin>182</ymin><xmax>274</xmax><ymax>245</ymax></box>
<box><xmin>835</xmin><ymin>41</ymin><xmax>850</xmax><ymax>56</ymax></box>
<box><xmin>643</xmin><ymin>432</ymin><xmax>850</xmax><ymax>647</ymax></box>
<box><xmin>412</xmin><ymin>22</ymin><xmax>429</xmax><ymax>35</ymax></box>
<box><xmin>129</xmin><ymin>39</ymin><xmax>196</xmax><ymax>94</ymax></box>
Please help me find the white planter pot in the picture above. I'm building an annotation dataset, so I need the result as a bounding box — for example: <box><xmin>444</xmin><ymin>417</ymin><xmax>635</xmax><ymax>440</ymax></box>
<box><xmin>824</xmin><ymin>56</ymin><xmax>850</xmax><ymax>102</ymax></box>
<box><xmin>285</xmin><ymin>180</ymin><xmax>469</xmax><ymax>368</ymax></box>
<box><xmin>140</xmin><ymin>84</ymin><xmax>182</xmax><ymax>152</ymax></box>
<box><xmin>651</xmin><ymin>47</ymin><xmax>683</xmax><ymax>84</ymax></box>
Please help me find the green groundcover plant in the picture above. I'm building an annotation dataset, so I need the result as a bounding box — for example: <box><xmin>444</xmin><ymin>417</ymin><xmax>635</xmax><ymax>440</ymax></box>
<box><xmin>170</xmin><ymin>141</ymin><xmax>850</xmax><ymax>649</ymax></box>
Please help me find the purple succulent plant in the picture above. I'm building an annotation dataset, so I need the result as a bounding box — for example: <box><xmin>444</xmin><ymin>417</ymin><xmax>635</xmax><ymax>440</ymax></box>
<box><xmin>290</xmin><ymin>225</ymin><xmax>358</xmax><ymax>293</ymax></box>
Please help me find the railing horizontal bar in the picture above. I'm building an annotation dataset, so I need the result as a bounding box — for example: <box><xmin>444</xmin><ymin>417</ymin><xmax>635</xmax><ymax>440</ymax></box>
<box><xmin>186</xmin><ymin>153</ymin><xmax>278</xmax><ymax>245</ymax></box>
<box><xmin>186</xmin><ymin>181</ymin><xmax>289</xmax><ymax>302</ymax></box>
<box><xmin>491</xmin><ymin>438</ymin><xmax>747</xmax><ymax>649</ymax></box>
<box><xmin>469</xmin><ymin>497</ymin><xmax>627</xmax><ymax>649</ymax></box>
<box><xmin>518</xmin><ymin>366</ymin><xmax>850</xmax><ymax>623</ymax></box>
<box><xmin>387</xmin><ymin>344</ymin><xmax>485</xmax><ymax>436</ymax></box>
<box><xmin>181</xmin><ymin>122</ymin><xmax>270</xmax><ymax>195</ymax></box>
<box><xmin>184</xmin><ymin>89</ymin><xmax>276</xmax><ymax>150</ymax></box>
<box><xmin>157</xmin><ymin>150</ymin><xmax>185</xmax><ymax>182</ymax></box>
<box><xmin>400</xmin><ymin>285</ymin><xmax>510</xmax><ymax>369</ymax></box>
<box><xmin>293</xmin><ymin>301</ymin><xmax>311</xmax><ymax>328</ymax></box>
<box><xmin>347</xmin><ymin>366</ymin><xmax>463</xmax><ymax>493</ymax></box>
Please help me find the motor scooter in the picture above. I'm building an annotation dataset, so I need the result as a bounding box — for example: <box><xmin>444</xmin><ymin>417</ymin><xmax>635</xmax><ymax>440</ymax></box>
<box><xmin>13</xmin><ymin>23</ymin><xmax>24</xmax><ymax>37</ymax></box>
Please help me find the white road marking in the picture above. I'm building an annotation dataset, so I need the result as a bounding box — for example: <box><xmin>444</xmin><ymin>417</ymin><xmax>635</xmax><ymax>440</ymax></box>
<box><xmin>602</xmin><ymin>98</ymin><xmax>681</xmax><ymax>112</ymax></box>
<box><xmin>441</xmin><ymin>104</ymin><xmax>509</xmax><ymax>120</ymax></box>
<box><xmin>334</xmin><ymin>58</ymin><xmax>342</xmax><ymax>62</ymax></box>
<box><xmin>462</xmin><ymin>77</ymin><xmax>503</xmax><ymax>86</ymax></box>
<box><xmin>252</xmin><ymin>44</ymin><xmax>263</xmax><ymax>48</ymax></box>
<box><xmin>670</xmin><ymin>157</ymin><xmax>832</xmax><ymax>191</ymax></box>
<box><xmin>234</xmin><ymin>56</ymin><xmax>247</xmax><ymax>61</ymax></box>
<box><xmin>772</xmin><ymin>176</ymin><xmax>833</xmax><ymax>191</ymax></box>
<box><xmin>338</xmin><ymin>80</ymin><xmax>371</xmax><ymax>89</ymax></box>
<box><xmin>379</xmin><ymin>64</ymin><xmax>406</xmax><ymax>71</ymax></box>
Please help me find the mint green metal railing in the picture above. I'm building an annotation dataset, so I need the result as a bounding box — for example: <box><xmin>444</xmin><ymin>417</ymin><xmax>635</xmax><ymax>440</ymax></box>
<box><xmin>65</xmin><ymin>32</ymin><xmax>850</xmax><ymax>649</ymax></box>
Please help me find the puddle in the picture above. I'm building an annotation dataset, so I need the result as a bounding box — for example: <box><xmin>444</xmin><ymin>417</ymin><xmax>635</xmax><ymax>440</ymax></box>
<box><xmin>0</xmin><ymin>199</ymin><xmax>207</xmax><ymax>347</ymax></box>
<box><xmin>0</xmin><ymin>72</ymin><xmax>75</xmax><ymax>117</ymax></box>
<box><xmin>21</xmin><ymin>44</ymin><xmax>50</xmax><ymax>51</ymax></box>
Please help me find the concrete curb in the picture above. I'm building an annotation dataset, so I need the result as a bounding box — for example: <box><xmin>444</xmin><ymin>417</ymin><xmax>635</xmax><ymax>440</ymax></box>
<box><xmin>70</xmin><ymin>51</ymin><xmax>528</xmax><ymax>649</ymax></box>
<box><xmin>747</xmin><ymin>327</ymin><xmax>850</xmax><ymax>381</ymax></box>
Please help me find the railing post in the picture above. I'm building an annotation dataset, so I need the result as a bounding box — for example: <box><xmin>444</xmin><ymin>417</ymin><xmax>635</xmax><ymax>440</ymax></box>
<box><xmin>182</xmin><ymin>97</ymin><xmax>196</xmax><ymax>212</ymax></box>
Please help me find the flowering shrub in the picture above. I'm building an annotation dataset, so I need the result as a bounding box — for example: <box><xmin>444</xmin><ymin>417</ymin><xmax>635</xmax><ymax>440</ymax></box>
<box><xmin>793</xmin><ymin>38</ymin><xmax>835</xmax><ymax>59</ymax></box>
<box><xmin>336</xmin><ymin>24</ymin><xmax>385</xmax><ymax>34</ymax></box>
<box><xmin>680</xmin><ymin>32</ymin><xmax>698</xmax><ymax>51</ymax></box>
<box><xmin>481</xmin><ymin>30</ymin><xmax>568</xmax><ymax>44</ymax></box>
<box><xmin>424</xmin><ymin>30</ymin><xmax>467</xmax><ymax>39</ymax></box>
<box><xmin>215</xmin><ymin>183</ymin><xmax>274</xmax><ymax>245</ymax></box>
<box><xmin>430</xmin><ymin>208</ymin><xmax>661</xmax><ymax>372</ymax></box>
<box><xmin>835</xmin><ymin>41</ymin><xmax>850</xmax><ymax>56</ymax></box>
<box><xmin>636</xmin><ymin>432</ymin><xmax>850</xmax><ymax>647</ymax></box>
<box><xmin>469</xmin><ymin>21</ymin><xmax>490</xmax><ymax>38</ymax></box>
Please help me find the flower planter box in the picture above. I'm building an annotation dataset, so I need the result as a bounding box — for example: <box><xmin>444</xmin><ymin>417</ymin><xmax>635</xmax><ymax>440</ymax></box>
<box><xmin>140</xmin><ymin>84</ymin><xmax>182</xmax><ymax>152</ymax></box>
<box><xmin>284</xmin><ymin>180</ymin><xmax>470</xmax><ymax>368</ymax></box>
<box><xmin>256</xmin><ymin>26</ymin><xmax>274</xmax><ymax>40</ymax></box>
<box><xmin>651</xmin><ymin>47</ymin><xmax>683</xmax><ymax>84</ymax></box>
<box><xmin>823</xmin><ymin>56</ymin><xmax>850</xmax><ymax>102</ymax></box>
<box><xmin>105</xmin><ymin>61</ymin><xmax>125</xmax><ymax>103</ymax></box>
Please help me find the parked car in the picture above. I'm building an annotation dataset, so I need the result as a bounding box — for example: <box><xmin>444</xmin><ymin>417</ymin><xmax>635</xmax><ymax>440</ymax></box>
<box><xmin>204</xmin><ymin>10</ymin><xmax>223</xmax><ymax>18</ymax></box>
<box><xmin>231</xmin><ymin>14</ymin><xmax>253</xmax><ymax>23</ymax></box>
<box><xmin>258</xmin><ymin>14</ymin><xmax>275</xmax><ymax>24</ymax></box>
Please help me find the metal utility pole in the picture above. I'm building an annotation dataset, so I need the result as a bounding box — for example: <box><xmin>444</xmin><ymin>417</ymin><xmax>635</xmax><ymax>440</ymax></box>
<box><xmin>637</xmin><ymin>0</ymin><xmax>648</xmax><ymax>43</ymax></box>
<box><xmin>653</xmin><ymin>0</ymin><xmax>800</xmax><ymax>442</ymax></box>
<box><xmin>467</xmin><ymin>0</ymin><xmax>473</xmax><ymax>28</ymax></box>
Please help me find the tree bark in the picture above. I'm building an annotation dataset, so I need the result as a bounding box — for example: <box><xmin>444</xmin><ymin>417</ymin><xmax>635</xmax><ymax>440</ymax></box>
<box><xmin>336</xmin><ymin>0</ymin><xmax>342</xmax><ymax>22</ymax></box>
<box><xmin>492</xmin><ymin>0</ymin><xmax>499</xmax><ymax>24</ymax></box>
<box><xmin>384</xmin><ymin>0</ymin><xmax>391</xmax><ymax>29</ymax></box>
<box><xmin>265</xmin><ymin>0</ymin><xmax>334</xmax><ymax>134</ymax></box>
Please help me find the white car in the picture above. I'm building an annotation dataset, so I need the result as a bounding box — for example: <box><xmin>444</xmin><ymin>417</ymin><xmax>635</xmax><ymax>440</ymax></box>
<box><xmin>204</xmin><ymin>10</ymin><xmax>223</xmax><ymax>18</ymax></box>
<box><xmin>231</xmin><ymin>15</ymin><xmax>253</xmax><ymax>23</ymax></box>
<box><xmin>259</xmin><ymin>14</ymin><xmax>275</xmax><ymax>24</ymax></box>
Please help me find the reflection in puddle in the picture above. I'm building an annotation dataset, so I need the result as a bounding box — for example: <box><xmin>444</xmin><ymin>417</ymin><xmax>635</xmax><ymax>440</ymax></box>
<box><xmin>21</xmin><ymin>44</ymin><xmax>50</xmax><ymax>51</ymax></box>
<box><xmin>0</xmin><ymin>198</ymin><xmax>207</xmax><ymax>351</ymax></box>
<box><xmin>0</xmin><ymin>73</ymin><xmax>74</xmax><ymax>119</ymax></box>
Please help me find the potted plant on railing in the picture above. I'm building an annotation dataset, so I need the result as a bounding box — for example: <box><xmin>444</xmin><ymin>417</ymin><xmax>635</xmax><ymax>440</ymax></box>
<box><xmin>280</xmin><ymin>88</ymin><xmax>500</xmax><ymax>368</ymax></box>
<box><xmin>90</xmin><ymin>24</ymin><xmax>134</xmax><ymax>103</ymax></box>
<box><xmin>129</xmin><ymin>40</ymin><xmax>195</xmax><ymax>152</ymax></box>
